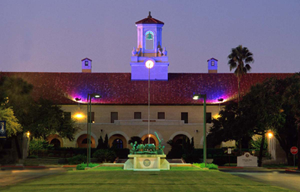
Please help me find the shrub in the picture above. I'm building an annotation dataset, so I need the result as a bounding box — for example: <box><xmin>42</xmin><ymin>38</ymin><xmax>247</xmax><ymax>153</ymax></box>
<box><xmin>67</xmin><ymin>154</ymin><xmax>86</xmax><ymax>164</ymax></box>
<box><xmin>194</xmin><ymin>163</ymin><xmax>218</xmax><ymax>169</ymax></box>
<box><xmin>76</xmin><ymin>163</ymin><xmax>99</xmax><ymax>170</ymax></box>
<box><xmin>29</xmin><ymin>139</ymin><xmax>54</xmax><ymax>155</ymax></box>
<box><xmin>92</xmin><ymin>149</ymin><xmax>117</xmax><ymax>163</ymax></box>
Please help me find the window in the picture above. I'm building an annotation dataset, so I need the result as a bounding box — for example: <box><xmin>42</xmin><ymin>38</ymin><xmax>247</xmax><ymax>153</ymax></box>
<box><xmin>181</xmin><ymin>112</ymin><xmax>188</xmax><ymax>124</ymax></box>
<box><xmin>134</xmin><ymin>112</ymin><xmax>142</xmax><ymax>119</ymax></box>
<box><xmin>85</xmin><ymin>61</ymin><xmax>88</xmax><ymax>66</ymax></box>
<box><xmin>64</xmin><ymin>112</ymin><xmax>71</xmax><ymax>120</ymax></box>
<box><xmin>158</xmin><ymin>112</ymin><xmax>165</xmax><ymax>119</ymax></box>
<box><xmin>211</xmin><ymin>61</ymin><xmax>215</xmax><ymax>66</ymax></box>
<box><xmin>113</xmin><ymin>139</ymin><xmax>123</xmax><ymax>149</ymax></box>
<box><xmin>206</xmin><ymin>112</ymin><xmax>212</xmax><ymax>123</ymax></box>
<box><xmin>88</xmin><ymin>112</ymin><xmax>95</xmax><ymax>123</ymax></box>
<box><xmin>145</xmin><ymin>31</ymin><xmax>154</xmax><ymax>50</ymax></box>
<box><xmin>111</xmin><ymin>112</ymin><xmax>118</xmax><ymax>123</ymax></box>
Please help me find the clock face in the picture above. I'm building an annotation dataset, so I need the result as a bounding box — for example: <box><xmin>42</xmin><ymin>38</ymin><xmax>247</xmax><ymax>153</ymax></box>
<box><xmin>145</xmin><ymin>60</ymin><xmax>154</xmax><ymax>69</ymax></box>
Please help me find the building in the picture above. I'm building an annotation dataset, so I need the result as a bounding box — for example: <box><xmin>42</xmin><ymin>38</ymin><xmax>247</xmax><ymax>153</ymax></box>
<box><xmin>0</xmin><ymin>13</ymin><xmax>292</xmax><ymax>160</ymax></box>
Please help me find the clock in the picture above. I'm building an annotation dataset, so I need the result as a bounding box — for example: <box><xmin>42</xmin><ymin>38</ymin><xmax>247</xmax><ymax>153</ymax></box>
<box><xmin>145</xmin><ymin>59</ymin><xmax>154</xmax><ymax>69</ymax></box>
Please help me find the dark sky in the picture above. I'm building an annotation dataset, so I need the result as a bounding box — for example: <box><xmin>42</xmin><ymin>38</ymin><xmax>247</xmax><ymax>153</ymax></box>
<box><xmin>1</xmin><ymin>0</ymin><xmax>299</xmax><ymax>73</ymax></box>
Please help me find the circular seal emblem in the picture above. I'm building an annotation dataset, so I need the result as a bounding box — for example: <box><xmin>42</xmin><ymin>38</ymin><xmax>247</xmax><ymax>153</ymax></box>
<box><xmin>143</xmin><ymin>159</ymin><xmax>151</xmax><ymax>167</ymax></box>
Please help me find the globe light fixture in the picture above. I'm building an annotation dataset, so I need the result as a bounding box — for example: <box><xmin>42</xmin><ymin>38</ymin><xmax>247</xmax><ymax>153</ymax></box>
<box><xmin>145</xmin><ymin>60</ymin><xmax>154</xmax><ymax>69</ymax></box>
<box><xmin>26</xmin><ymin>131</ymin><xmax>30</xmax><ymax>138</ymax></box>
<box><xmin>267</xmin><ymin>131</ymin><xmax>273</xmax><ymax>138</ymax></box>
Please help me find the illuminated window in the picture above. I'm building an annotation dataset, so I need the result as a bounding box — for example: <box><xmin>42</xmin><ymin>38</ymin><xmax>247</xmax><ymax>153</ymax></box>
<box><xmin>158</xmin><ymin>112</ymin><xmax>165</xmax><ymax>119</ymax></box>
<box><xmin>113</xmin><ymin>139</ymin><xmax>123</xmax><ymax>149</ymax></box>
<box><xmin>134</xmin><ymin>112</ymin><xmax>141</xmax><ymax>119</ymax></box>
<box><xmin>111</xmin><ymin>112</ymin><xmax>118</xmax><ymax>123</ymax></box>
<box><xmin>181</xmin><ymin>112</ymin><xmax>188</xmax><ymax>124</ymax></box>
<box><xmin>145</xmin><ymin>31</ymin><xmax>154</xmax><ymax>50</ymax></box>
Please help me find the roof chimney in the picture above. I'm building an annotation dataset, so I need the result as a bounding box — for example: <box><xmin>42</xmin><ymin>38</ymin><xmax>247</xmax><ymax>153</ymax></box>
<box><xmin>207</xmin><ymin>58</ymin><xmax>218</xmax><ymax>73</ymax></box>
<box><xmin>82</xmin><ymin>58</ymin><xmax>92</xmax><ymax>73</ymax></box>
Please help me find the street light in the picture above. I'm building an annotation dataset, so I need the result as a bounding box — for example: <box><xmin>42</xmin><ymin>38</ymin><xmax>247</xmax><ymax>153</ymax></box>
<box><xmin>145</xmin><ymin>59</ymin><xmax>154</xmax><ymax>144</ymax></box>
<box><xmin>87</xmin><ymin>93</ymin><xmax>101</xmax><ymax>167</ymax></box>
<box><xmin>193</xmin><ymin>94</ymin><xmax>207</xmax><ymax>167</ymax></box>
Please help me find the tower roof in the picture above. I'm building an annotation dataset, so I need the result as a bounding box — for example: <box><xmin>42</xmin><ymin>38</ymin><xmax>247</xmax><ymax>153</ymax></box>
<box><xmin>135</xmin><ymin>12</ymin><xmax>164</xmax><ymax>25</ymax></box>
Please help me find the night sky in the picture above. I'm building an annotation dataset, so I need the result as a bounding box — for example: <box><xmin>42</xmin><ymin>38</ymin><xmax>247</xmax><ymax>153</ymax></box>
<box><xmin>1</xmin><ymin>0</ymin><xmax>299</xmax><ymax>73</ymax></box>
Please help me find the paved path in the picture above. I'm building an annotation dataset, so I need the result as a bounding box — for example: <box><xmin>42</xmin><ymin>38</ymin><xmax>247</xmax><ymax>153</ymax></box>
<box><xmin>0</xmin><ymin>168</ymin><xmax>66</xmax><ymax>187</ymax></box>
<box><xmin>223</xmin><ymin>170</ymin><xmax>300</xmax><ymax>191</ymax></box>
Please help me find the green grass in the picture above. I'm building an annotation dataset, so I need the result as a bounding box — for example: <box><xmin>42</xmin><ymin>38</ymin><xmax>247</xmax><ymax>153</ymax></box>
<box><xmin>76</xmin><ymin>163</ymin><xmax>99</xmax><ymax>170</ymax></box>
<box><xmin>0</xmin><ymin>169</ymin><xmax>291</xmax><ymax>192</ymax></box>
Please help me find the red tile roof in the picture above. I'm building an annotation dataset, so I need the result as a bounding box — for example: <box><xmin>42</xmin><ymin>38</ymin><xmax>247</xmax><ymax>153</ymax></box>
<box><xmin>0</xmin><ymin>72</ymin><xmax>292</xmax><ymax>105</ymax></box>
<box><xmin>136</xmin><ymin>12</ymin><xmax>164</xmax><ymax>25</ymax></box>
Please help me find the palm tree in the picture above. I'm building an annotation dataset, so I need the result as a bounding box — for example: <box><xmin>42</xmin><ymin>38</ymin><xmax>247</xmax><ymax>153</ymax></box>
<box><xmin>228</xmin><ymin>45</ymin><xmax>254</xmax><ymax>105</ymax></box>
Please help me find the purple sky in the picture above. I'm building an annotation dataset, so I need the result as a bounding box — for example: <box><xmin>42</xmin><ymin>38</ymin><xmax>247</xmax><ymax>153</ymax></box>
<box><xmin>1</xmin><ymin>0</ymin><xmax>299</xmax><ymax>73</ymax></box>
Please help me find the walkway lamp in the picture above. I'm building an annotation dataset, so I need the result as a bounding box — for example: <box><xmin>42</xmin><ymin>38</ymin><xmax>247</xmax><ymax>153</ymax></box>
<box><xmin>193</xmin><ymin>94</ymin><xmax>207</xmax><ymax>167</ymax></box>
<box><xmin>87</xmin><ymin>93</ymin><xmax>101</xmax><ymax>167</ymax></box>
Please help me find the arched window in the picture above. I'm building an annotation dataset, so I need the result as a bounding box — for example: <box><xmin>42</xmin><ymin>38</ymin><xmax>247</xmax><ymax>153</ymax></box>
<box><xmin>145</xmin><ymin>31</ymin><xmax>154</xmax><ymax>50</ymax></box>
<box><xmin>50</xmin><ymin>138</ymin><xmax>61</xmax><ymax>148</ymax></box>
<box><xmin>113</xmin><ymin>139</ymin><xmax>123</xmax><ymax>149</ymax></box>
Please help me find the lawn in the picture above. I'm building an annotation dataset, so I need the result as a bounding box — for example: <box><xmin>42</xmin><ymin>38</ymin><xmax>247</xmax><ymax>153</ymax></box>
<box><xmin>0</xmin><ymin>167</ymin><xmax>291</xmax><ymax>192</ymax></box>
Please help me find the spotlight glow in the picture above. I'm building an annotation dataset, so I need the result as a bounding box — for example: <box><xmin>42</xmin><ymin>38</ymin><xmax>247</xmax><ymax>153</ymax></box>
<box><xmin>74</xmin><ymin>113</ymin><xmax>84</xmax><ymax>119</ymax></box>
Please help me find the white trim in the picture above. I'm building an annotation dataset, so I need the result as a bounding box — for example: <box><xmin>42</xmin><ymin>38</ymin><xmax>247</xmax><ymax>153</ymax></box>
<box><xmin>74</xmin><ymin>130</ymin><xmax>98</xmax><ymax>147</ymax></box>
<box><xmin>108</xmin><ymin>131</ymin><xmax>130</xmax><ymax>142</ymax></box>
<box><xmin>169</xmin><ymin>131</ymin><xmax>192</xmax><ymax>141</ymax></box>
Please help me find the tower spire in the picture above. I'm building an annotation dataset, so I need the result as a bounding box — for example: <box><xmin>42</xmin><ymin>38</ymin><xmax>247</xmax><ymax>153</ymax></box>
<box><xmin>148</xmin><ymin>11</ymin><xmax>152</xmax><ymax>18</ymax></box>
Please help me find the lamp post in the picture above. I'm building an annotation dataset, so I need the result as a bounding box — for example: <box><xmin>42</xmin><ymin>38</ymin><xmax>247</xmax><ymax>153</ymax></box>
<box><xmin>193</xmin><ymin>94</ymin><xmax>207</xmax><ymax>167</ymax></box>
<box><xmin>87</xmin><ymin>93</ymin><xmax>101</xmax><ymax>167</ymax></box>
<box><xmin>145</xmin><ymin>59</ymin><xmax>154</xmax><ymax>144</ymax></box>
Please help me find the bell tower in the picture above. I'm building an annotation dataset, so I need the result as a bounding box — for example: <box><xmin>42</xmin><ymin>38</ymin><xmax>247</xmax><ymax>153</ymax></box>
<box><xmin>130</xmin><ymin>12</ymin><xmax>169</xmax><ymax>81</ymax></box>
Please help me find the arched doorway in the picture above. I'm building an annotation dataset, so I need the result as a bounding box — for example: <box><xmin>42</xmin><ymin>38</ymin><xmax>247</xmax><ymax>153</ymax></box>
<box><xmin>50</xmin><ymin>138</ymin><xmax>61</xmax><ymax>148</ymax></box>
<box><xmin>141</xmin><ymin>134</ymin><xmax>158</xmax><ymax>146</ymax></box>
<box><xmin>173</xmin><ymin>134</ymin><xmax>190</xmax><ymax>145</ymax></box>
<box><xmin>108</xmin><ymin>134</ymin><xmax>127</xmax><ymax>149</ymax></box>
<box><xmin>47</xmin><ymin>134</ymin><xmax>63</xmax><ymax>147</ymax></box>
<box><xmin>77</xmin><ymin>134</ymin><xmax>96</xmax><ymax>148</ymax></box>
<box><xmin>168</xmin><ymin>134</ymin><xmax>192</xmax><ymax>158</ymax></box>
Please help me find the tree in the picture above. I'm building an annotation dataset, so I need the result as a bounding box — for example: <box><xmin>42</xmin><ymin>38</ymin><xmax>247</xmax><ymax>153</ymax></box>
<box><xmin>97</xmin><ymin>135</ymin><xmax>104</xmax><ymax>149</ymax></box>
<box><xmin>0</xmin><ymin>107</ymin><xmax>22</xmax><ymax>137</ymax></box>
<box><xmin>27</xmin><ymin>98</ymin><xmax>78</xmax><ymax>140</ymax></box>
<box><xmin>0</xmin><ymin>76</ymin><xmax>34</xmax><ymax>159</ymax></box>
<box><xmin>240</xmin><ymin>78</ymin><xmax>285</xmax><ymax>166</ymax></box>
<box><xmin>207</xmin><ymin>101</ymin><xmax>253</xmax><ymax>153</ymax></box>
<box><xmin>276</xmin><ymin>73</ymin><xmax>300</xmax><ymax>167</ymax></box>
<box><xmin>104</xmin><ymin>134</ymin><xmax>109</xmax><ymax>149</ymax></box>
<box><xmin>228</xmin><ymin>45</ymin><xmax>254</xmax><ymax>104</ymax></box>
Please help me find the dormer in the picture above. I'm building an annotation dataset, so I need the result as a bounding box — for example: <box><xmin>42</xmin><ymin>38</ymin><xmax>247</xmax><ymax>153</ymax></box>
<box><xmin>82</xmin><ymin>58</ymin><xmax>92</xmax><ymax>73</ymax></box>
<box><xmin>207</xmin><ymin>58</ymin><xmax>218</xmax><ymax>73</ymax></box>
